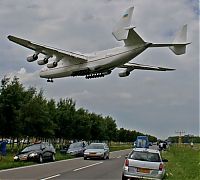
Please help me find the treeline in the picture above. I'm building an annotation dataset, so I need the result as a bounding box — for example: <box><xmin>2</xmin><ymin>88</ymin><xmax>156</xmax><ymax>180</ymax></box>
<box><xmin>168</xmin><ymin>135</ymin><xmax>200</xmax><ymax>143</ymax></box>
<box><xmin>0</xmin><ymin>77</ymin><xmax>157</xmax><ymax>144</ymax></box>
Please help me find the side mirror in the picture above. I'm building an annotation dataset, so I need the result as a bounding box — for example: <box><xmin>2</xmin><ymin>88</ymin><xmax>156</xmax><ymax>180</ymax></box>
<box><xmin>162</xmin><ymin>159</ymin><xmax>168</xmax><ymax>162</ymax></box>
<box><xmin>125</xmin><ymin>155</ymin><xmax>128</xmax><ymax>159</ymax></box>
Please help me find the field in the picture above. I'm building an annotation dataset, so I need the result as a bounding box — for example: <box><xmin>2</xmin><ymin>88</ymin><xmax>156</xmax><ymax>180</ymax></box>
<box><xmin>162</xmin><ymin>144</ymin><xmax>200</xmax><ymax>180</ymax></box>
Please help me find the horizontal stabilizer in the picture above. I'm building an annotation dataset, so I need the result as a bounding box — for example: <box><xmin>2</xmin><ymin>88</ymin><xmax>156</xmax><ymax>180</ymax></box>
<box><xmin>149</xmin><ymin>25</ymin><xmax>190</xmax><ymax>55</ymax></box>
<box><xmin>120</xmin><ymin>62</ymin><xmax>175</xmax><ymax>71</ymax></box>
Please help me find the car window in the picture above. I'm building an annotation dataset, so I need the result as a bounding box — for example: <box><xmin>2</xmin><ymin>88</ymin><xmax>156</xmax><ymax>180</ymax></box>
<box><xmin>41</xmin><ymin>144</ymin><xmax>46</xmax><ymax>149</ymax></box>
<box><xmin>87</xmin><ymin>144</ymin><xmax>104</xmax><ymax>149</ymax></box>
<box><xmin>69</xmin><ymin>142</ymin><xmax>82</xmax><ymax>148</ymax></box>
<box><xmin>129</xmin><ymin>151</ymin><xmax>161</xmax><ymax>162</ymax></box>
<box><xmin>50</xmin><ymin>144</ymin><xmax>54</xmax><ymax>149</ymax></box>
<box><xmin>21</xmin><ymin>144</ymin><xmax>41</xmax><ymax>152</ymax></box>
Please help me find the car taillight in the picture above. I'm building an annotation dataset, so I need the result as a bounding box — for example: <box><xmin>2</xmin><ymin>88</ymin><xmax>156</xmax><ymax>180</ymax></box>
<box><xmin>125</xmin><ymin>159</ymin><xmax>129</xmax><ymax>166</ymax></box>
<box><xmin>159</xmin><ymin>163</ymin><xmax>164</xmax><ymax>171</ymax></box>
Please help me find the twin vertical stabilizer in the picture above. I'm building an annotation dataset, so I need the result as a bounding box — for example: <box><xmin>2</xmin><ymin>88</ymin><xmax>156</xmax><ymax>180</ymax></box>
<box><xmin>112</xmin><ymin>7</ymin><xmax>134</xmax><ymax>41</ymax></box>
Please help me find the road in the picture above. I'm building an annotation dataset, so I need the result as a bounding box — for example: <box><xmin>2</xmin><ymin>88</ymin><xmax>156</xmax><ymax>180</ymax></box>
<box><xmin>0</xmin><ymin>149</ymin><xmax>131</xmax><ymax>180</ymax></box>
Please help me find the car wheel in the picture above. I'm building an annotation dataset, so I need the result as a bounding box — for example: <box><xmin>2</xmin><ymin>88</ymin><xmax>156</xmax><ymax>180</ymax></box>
<box><xmin>84</xmin><ymin>157</ymin><xmax>87</xmax><ymax>160</ymax></box>
<box><xmin>51</xmin><ymin>154</ymin><xmax>55</xmax><ymax>162</ymax></box>
<box><xmin>39</xmin><ymin>155</ymin><xmax>43</xmax><ymax>163</ymax></box>
<box><xmin>107</xmin><ymin>155</ymin><xmax>109</xmax><ymax>159</ymax></box>
<box><xmin>122</xmin><ymin>174</ymin><xmax>128</xmax><ymax>180</ymax></box>
<box><xmin>103</xmin><ymin>153</ymin><xmax>107</xmax><ymax>160</ymax></box>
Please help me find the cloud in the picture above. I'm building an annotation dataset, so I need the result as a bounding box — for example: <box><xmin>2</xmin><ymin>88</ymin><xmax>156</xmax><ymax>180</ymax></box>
<box><xmin>0</xmin><ymin>0</ymin><xmax>199</xmax><ymax>139</ymax></box>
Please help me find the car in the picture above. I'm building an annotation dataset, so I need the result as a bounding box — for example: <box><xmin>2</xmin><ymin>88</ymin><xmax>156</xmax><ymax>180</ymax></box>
<box><xmin>122</xmin><ymin>148</ymin><xmax>168</xmax><ymax>180</ymax></box>
<box><xmin>60</xmin><ymin>144</ymin><xmax>70</xmax><ymax>154</ymax></box>
<box><xmin>13</xmin><ymin>142</ymin><xmax>56</xmax><ymax>163</ymax></box>
<box><xmin>67</xmin><ymin>141</ymin><xmax>87</xmax><ymax>156</ymax></box>
<box><xmin>84</xmin><ymin>143</ymin><xmax>109</xmax><ymax>160</ymax></box>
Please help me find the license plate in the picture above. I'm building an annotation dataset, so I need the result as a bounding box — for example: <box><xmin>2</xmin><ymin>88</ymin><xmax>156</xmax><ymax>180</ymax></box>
<box><xmin>137</xmin><ymin>168</ymin><xmax>150</xmax><ymax>174</ymax></box>
<box><xmin>20</xmin><ymin>157</ymin><xmax>27</xmax><ymax>160</ymax></box>
<box><xmin>89</xmin><ymin>153</ymin><xmax>96</xmax><ymax>156</ymax></box>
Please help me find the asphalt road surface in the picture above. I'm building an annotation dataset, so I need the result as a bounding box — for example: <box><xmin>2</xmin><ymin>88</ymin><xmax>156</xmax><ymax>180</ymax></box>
<box><xmin>0</xmin><ymin>149</ymin><xmax>131</xmax><ymax>180</ymax></box>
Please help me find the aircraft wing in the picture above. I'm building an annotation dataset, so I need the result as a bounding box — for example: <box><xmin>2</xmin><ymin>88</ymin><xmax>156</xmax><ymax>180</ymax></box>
<box><xmin>120</xmin><ymin>62</ymin><xmax>175</xmax><ymax>71</ymax></box>
<box><xmin>7</xmin><ymin>35</ymin><xmax>88</xmax><ymax>63</ymax></box>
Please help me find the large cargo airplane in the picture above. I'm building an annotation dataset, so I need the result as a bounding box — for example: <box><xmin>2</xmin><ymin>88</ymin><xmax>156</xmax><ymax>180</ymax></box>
<box><xmin>8</xmin><ymin>7</ymin><xmax>190</xmax><ymax>82</ymax></box>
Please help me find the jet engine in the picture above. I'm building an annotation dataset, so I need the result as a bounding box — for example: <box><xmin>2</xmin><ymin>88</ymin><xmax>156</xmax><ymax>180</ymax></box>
<box><xmin>37</xmin><ymin>57</ymin><xmax>49</xmax><ymax>65</ymax></box>
<box><xmin>118</xmin><ymin>70</ymin><xmax>130</xmax><ymax>77</ymax></box>
<box><xmin>27</xmin><ymin>53</ymin><xmax>39</xmax><ymax>62</ymax></box>
<box><xmin>47</xmin><ymin>62</ymin><xmax>57</xmax><ymax>68</ymax></box>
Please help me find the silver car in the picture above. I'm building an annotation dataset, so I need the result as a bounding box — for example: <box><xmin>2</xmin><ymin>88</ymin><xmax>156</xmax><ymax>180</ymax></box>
<box><xmin>84</xmin><ymin>143</ymin><xmax>109</xmax><ymax>160</ymax></box>
<box><xmin>122</xmin><ymin>148</ymin><xmax>168</xmax><ymax>180</ymax></box>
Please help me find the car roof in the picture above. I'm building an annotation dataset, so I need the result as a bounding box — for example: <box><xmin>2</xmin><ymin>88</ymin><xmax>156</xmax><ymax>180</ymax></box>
<box><xmin>89</xmin><ymin>143</ymin><xmax>105</xmax><ymax>145</ymax></box>
<box><xmin>133</xmin><ymin>148</ymin><xmax>160</xmax><ymax>154</ymax></box>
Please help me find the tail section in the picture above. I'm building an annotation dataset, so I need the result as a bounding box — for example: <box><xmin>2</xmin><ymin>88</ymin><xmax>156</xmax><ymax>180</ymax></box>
<box><xmin>112</xmin><ymin>6</ymin><xmax>145</xmax><ymax>46</ymax></box>
<box><xmin>169</xmin><ymin>24</ymin><xmax>188</xmax><ymax>55</ymax></box>
<box><xmin>150</xmin><ymin>24</ymin><xmax>190</xmax><ymax>55</ymax></box>
<box><xmin>112</xmin><ymin>7</ymin><xmax>190</xmax><ymax>52</ymax></box>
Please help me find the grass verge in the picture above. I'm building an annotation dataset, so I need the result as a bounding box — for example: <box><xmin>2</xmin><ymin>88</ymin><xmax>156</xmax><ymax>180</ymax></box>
<box><xmin>162</xmin><ymin>144</ymin><xmax>200</xmax><ymax>180</ymax></box>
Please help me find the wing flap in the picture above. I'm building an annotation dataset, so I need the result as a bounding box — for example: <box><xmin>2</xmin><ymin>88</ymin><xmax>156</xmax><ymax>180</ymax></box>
<box><xmin>120</xmin><ymin>62</ymin><xmax>175</xmax><ymax>71</ymax></box>
<box><xmin>8</xmin><ymin>35</ymin><xmax>88</xmax><ymax>63</ymax></box>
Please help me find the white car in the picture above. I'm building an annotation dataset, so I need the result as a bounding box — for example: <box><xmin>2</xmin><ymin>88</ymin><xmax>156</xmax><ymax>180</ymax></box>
<box><xmin>122</xmin><ymin>148</ymin><xmax>168</xmax><ymax>180</ymax></box>
<box><xmin>84</xmin><ymin>143</ymin><xmax>109</xmax><ymax>160</ymax></box>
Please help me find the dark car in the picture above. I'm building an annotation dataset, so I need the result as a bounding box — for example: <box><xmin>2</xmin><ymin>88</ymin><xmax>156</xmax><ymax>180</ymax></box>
<box><xmin>14</xmin><ymin>142</ymin><xmax>56</xmax><ymax>163</ymax></box>
<box><xmin>67</xmin><ymin>141</ymin><xmax>87</xmax><ymax>156</ymax></box>
<box><xmin>60</xmin><ymin>144</ymin><xmax>70</xmax><ymax>154</ymax></box>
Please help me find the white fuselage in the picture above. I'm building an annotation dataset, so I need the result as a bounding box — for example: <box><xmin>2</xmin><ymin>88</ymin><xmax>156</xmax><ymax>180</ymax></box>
<box><xmin>39</xmin><ymin>44</ymin><xmax>148</xmax><ymax>79</ymax></box>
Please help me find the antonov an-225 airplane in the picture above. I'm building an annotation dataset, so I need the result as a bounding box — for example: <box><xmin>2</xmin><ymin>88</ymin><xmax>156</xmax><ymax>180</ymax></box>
<box><xmin>8</xmin><ymin>7</ymin><xmax>190</xmax><ymax>82</ymax></box>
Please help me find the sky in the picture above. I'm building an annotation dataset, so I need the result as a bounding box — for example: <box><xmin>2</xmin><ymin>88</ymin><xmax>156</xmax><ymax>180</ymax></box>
<box><xmin>0</xmin><ymin>0</ymin><xmax>199</xmax><ymax>139</ymax></box>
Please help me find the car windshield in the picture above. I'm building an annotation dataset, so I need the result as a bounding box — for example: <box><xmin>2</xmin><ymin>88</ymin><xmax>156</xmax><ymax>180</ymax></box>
<box><xmin>21</xmin><ymin>144</ymin><xmax>41</xmax><ymax>152</ymax></box>
<box><xmin>129</xmin><ymin>151</ymin><xmax>161</xmax><ymax>162</ymax></box>
<box><xmin>87</xmin><ymin>144</ymin><xmax>104</xmax><ymax>149</ymax></box>
<box><xmin>69</xmin><ymin>142</ymin><xmax>82</xmax><ymax>149</ymax></box>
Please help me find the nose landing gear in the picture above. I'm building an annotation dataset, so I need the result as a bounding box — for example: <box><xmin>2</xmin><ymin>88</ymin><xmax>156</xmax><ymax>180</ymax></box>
<box><xmin>47</xmin><ymin>78</ymin><xmax>53</xmax><ymax>83</ymax></box>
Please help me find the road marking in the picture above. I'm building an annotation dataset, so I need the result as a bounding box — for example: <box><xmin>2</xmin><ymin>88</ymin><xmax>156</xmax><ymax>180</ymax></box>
<box><xmin>73</xmin><ymin>162</ymin><xmax>103</xmax><ymax>172</ymax></box>
<box><xmin>0</xmin><ymin>149</ymin><xmax>131</xmax><ymax>173</ymax></box>
<box><xmin>0</xmin><ymin>157</ymin><xmax>82</xmax><ymax>173</ymax></box>
<box><xmin>40</xmin><ymin>174</ymin><xmax>60</xmax><ymax>180</ymax></box>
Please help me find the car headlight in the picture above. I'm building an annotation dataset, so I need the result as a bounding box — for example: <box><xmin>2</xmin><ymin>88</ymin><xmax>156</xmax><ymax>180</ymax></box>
<box><xmin>29</xmin><ymin>152</ymin><xmax>38</xmax><ymax>157</ymax></box>
<box><xmin>84</xmin><ymin>152</ymin><xmax>89</xmax><ymax>155</ymax></box>
<box><xmin>14</xmin><ymin>156</ymin><xmax>19</xmax><ymax>160</ymax></box>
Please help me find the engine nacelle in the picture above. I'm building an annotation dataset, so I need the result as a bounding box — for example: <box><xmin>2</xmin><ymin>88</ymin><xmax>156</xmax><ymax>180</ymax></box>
<box><xmin>27</xmin><ymin>54</ymin><xmax>38</xmax><ymax>62</ymax></box>
<box><xmin>37</xmin><ymin>57</ymin><xmax>49</xmax><ymax>65</ymax></box>
<box><xmin>47</xmin><ymin>61</ymin><xmax>57</xmax><ymax>68</ymax></box>
<box><xmin>118</xmin><ymin>70</ymin><xmax>130</xmax><ymax>77</ymax></box>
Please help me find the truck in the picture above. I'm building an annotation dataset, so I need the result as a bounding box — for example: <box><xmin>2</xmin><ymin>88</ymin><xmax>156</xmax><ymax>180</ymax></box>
<box><xmin>135</xmin><ymin>136</ymin><xmax>149</xmax><ymax>148</ymax></box>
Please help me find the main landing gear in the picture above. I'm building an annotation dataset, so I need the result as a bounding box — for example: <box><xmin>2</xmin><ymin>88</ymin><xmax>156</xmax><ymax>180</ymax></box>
<box><xmin>47</xmin><ymin>78</ymin><xmax>53</xmax><ymax>83</ymax></box>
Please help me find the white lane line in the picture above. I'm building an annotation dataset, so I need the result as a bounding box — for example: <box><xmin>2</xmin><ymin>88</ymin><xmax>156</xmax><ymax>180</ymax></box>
<box><xmin>0</xmin><ymin>158</ymin><xmax>82</xmax><ymax>173</ymax></box>
<box><xmin>0</xmin><ymin>149</ymin><xmax>131</xmax><ymax>173</ymax></box>
<box><xmin>40</xmin><ymin>174</ymin><xmax>60</xmax><ymax>180</ymax></box>
<box><xmin>73</xmin><ymin>162</ymin><xmax>103</xmax><ymax>172</ymax></box>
